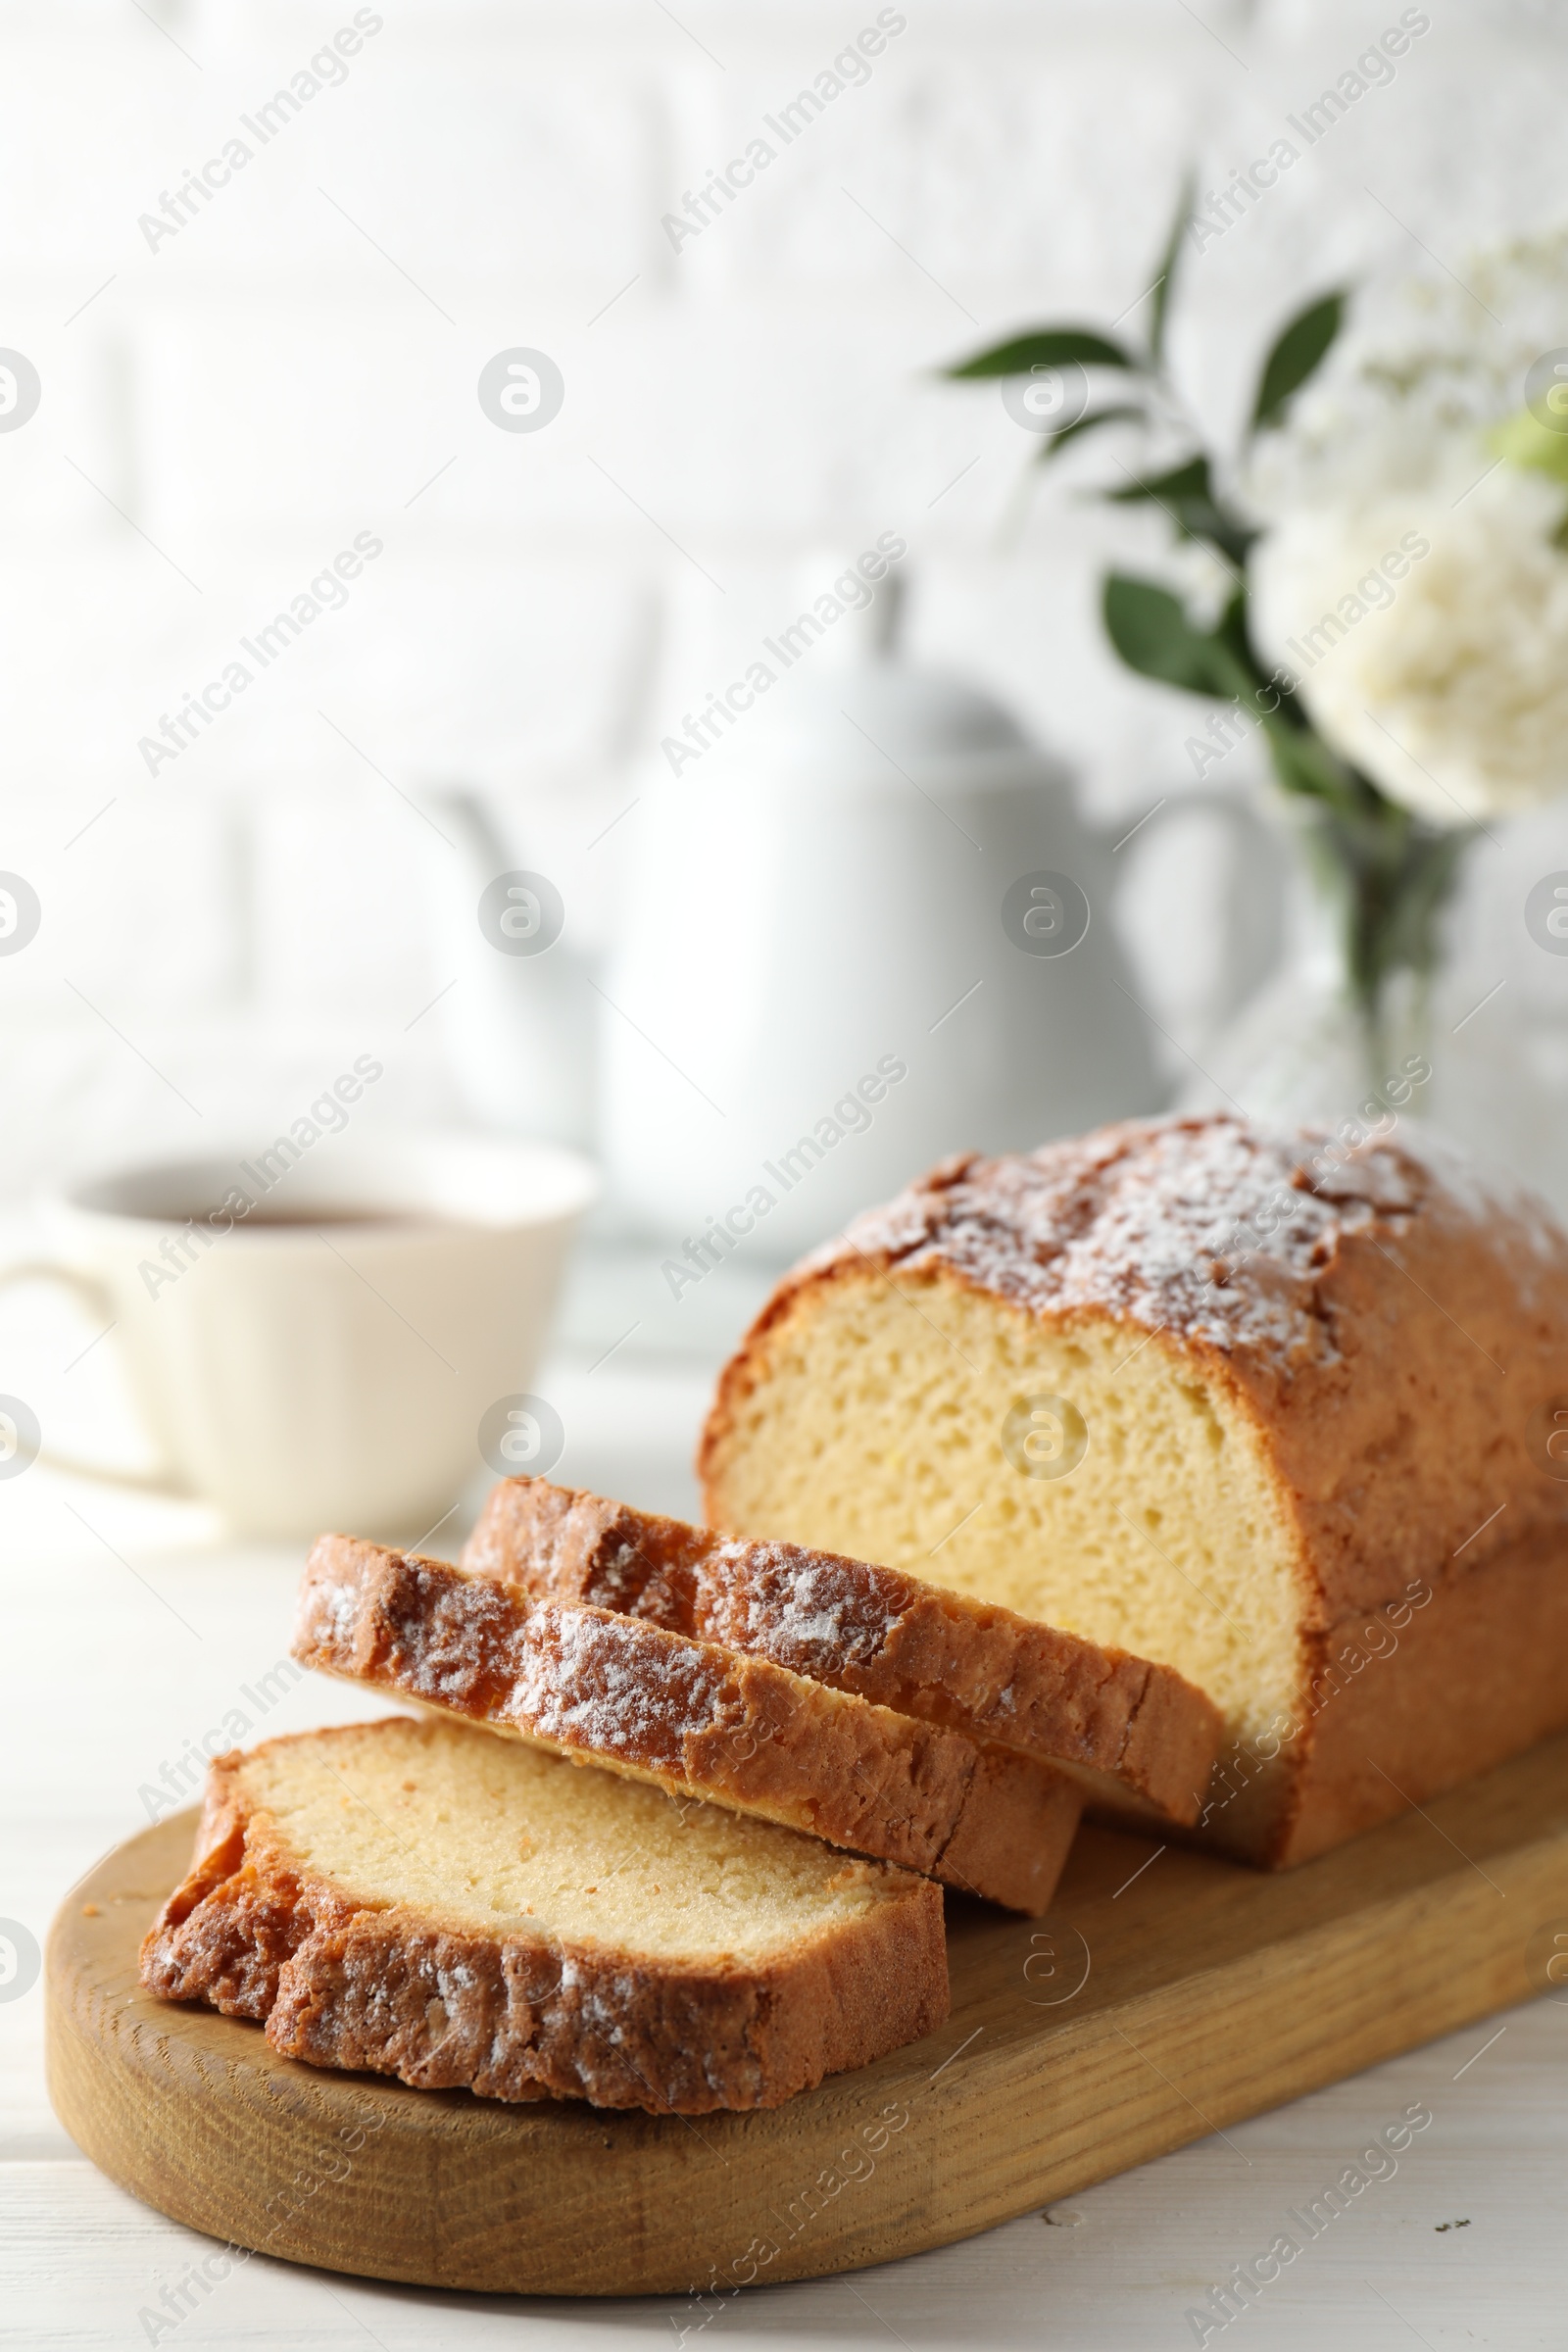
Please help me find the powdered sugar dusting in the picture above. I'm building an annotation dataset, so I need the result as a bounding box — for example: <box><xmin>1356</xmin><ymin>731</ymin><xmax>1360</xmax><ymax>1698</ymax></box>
<box><xmin>710</xmin><ymin>1541</ymin><xmax>890</xmax><ymax>1670</ymax></box>
<box><xmin>292</xmin><ymin>1566</ymin><xmax>365</xmax><ymax>1653</ymax></box>
<box><xmin>500</xmin><ymin>1604</ymin><xmax>728</xmax><ymax>1772</ymax></box>
<box><xmin>297</xmin><ymin>1543</ymin><xmax>736</xmax><ymax>1784</ymax></box>
<box><xmin>822</xmin><ymin>1113</ymin><xmax>1531</xmax><ymax>1370</ymax></box>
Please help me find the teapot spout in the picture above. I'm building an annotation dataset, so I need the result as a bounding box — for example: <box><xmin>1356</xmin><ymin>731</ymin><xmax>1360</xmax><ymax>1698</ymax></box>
<box><xmin>428</xmin><ymin>787</ymin><xmax>513</xmax><ymax>883</ymax></box>
<box><xmin>419</xmin><ymin>787</ymin><xmax>598</xmax><ymax>1152</ymax></box>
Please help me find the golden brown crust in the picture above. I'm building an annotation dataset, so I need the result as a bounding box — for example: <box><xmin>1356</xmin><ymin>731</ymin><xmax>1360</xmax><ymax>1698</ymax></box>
<box><xmin>138</xmin><ymin>1728</ymin><xmax>950</xmax><ymax>2114</ymax></box>
<box><xmin>698</xmin><ymin>1114</ymin><xmax>1568</xmax><ymax>1868</ymax></box>
<box><xmin>1263</xmin><ymin>1527</ymin><xmax>1568</xmax><ymax>1866</ymax></box>
<box><xmin>292</xmin><ymin>1537</ymin><xmax>1080</xmax><ymax>1913</ymax></box>
<box><xmin>703</xmin><ymin>1116</ymin><xmax>1568</xmax><ymax>1620</ymax></box>
<box><xmin>464</xmin><ymin>1476</ymin><xmax>1221</xmax><ymax>1824</ymax></box>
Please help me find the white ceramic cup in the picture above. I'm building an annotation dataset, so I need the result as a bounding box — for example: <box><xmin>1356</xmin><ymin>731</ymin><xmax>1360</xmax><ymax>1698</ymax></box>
<box><xmin>0</xmin><ymin>1132</ymin><xmax>597</xmax><ymax>1540</ymax></box>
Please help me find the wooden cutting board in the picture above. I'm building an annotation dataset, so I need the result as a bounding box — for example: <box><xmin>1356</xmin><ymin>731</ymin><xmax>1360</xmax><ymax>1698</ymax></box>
<box><xmin>46</xmin><ymin>1734</ymin><xmax>1568</xmax><ymax>2299</ymax></box>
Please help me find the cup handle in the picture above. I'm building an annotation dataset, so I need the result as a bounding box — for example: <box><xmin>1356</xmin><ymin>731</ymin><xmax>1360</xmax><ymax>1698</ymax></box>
<box><xmin>0</xmin><ymin>1261</ymin><xmax>187</xmax><ymax>1495</ymax></box>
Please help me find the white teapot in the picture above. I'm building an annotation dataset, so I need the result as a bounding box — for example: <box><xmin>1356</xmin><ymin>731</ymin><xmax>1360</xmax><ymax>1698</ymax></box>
<box><xmin>597</xmin><ymin>591</ymin><xmax>1267</xmax><ymax>1258</ymax></box>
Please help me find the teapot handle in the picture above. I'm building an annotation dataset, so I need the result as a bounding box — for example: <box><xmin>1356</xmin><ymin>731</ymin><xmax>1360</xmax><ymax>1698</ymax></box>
<box><xmin>1102</xmin><ymin>789</ymin><xmax>1289</xmax><ymax>1042</ymax></box>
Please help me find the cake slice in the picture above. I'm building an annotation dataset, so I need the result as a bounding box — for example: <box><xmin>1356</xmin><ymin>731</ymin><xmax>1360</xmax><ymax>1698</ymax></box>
<box><xmin>698</xmin><ymin>1112</ymin><xmax>1568</xmax><ymax>1868</ymax></box>
<box><xmin>139</xmin><ymin>1716</ymin><xmax>947</xmax><ymax>2112</ymax></box>
<box><xmin>291</xmin><ymin>1536</ymin><xmax>1082</xmax><ymax>1914</ymax></box>
<box><xmin>464</xmin><ymin>1475</ymin><xmax>1222</xmax><ymax>1824</ymax></box>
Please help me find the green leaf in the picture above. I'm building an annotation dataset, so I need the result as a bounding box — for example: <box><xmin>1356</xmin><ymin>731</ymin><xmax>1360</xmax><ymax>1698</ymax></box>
<box><xmin>1209</xmin><ymin>584</ymin><xmax>1256</xmax><ymax>672</ymax></box>
<box><xmin>1102</xmin><ymin>573</ymin><xmax>1230</xmax><ymax>696</ymax></box>
<box><xmin>1102</xmin><ymin>454</ymin><xmax>1257</xmax><ymax>566</ymax></box>
<box><xmin>1103</xmin><ymin>454</ymin><xmax>1210</xmax><ymax>506</ymax></box>
<box><xmin>1263</xmin><ymin>718</ymin><xmax>1363</xmax><ymax>808</ymax></box>
<box><xmin>1147</xmin><ymin>172</ymin><xmax>1195</xmax><ymax>366</ymax></box>
<box><xmin>1250</xmin><ymin>290</ymin><xmax>1347</xmax><ymax>434</ymax></box>
<box><xmin>945</xmin><ymin>327</ymin><xmax>1138</xmax><ymax>379</ymax></box>
<box><xmin>1102</xmin><ymin>571</ymin><xmax>1377</xmax><ymax>830</ymax></box>
<box><xmin>1034</xmin><ymin>402</ymin><xmax>1148</xmax><ymax>463</ymax></box>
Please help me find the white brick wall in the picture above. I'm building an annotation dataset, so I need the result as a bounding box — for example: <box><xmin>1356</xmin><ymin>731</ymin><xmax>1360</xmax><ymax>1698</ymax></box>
<box><xmin>3</xmin><ymin>0</ymin><xmax>1568</xmax><ymax>1200</ymax></box>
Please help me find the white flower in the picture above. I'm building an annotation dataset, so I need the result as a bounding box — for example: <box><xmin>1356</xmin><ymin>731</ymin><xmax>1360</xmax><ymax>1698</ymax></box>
<box><xmin>1248</xmin><ymin>228</ymin><xmax>1568</xmax><ymax>515</ymax></box>
<box><xmin>1250</xmin><ymin>466</ymin><xmax>1568</xmax><ymax>826</ymax></box>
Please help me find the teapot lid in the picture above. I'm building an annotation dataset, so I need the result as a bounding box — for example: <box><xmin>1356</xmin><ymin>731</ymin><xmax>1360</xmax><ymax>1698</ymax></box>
<box><xmin>746</xmin><ymin>559</ymin><xmax>1035</xmax><ymax>766</ymax></box>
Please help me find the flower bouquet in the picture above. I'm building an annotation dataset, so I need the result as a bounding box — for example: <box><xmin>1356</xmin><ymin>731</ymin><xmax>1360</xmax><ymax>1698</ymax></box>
<box><xmin>947</xmin><ymin>198</ymin><xmax>1568</xmax><ymax>1099</ymax></box>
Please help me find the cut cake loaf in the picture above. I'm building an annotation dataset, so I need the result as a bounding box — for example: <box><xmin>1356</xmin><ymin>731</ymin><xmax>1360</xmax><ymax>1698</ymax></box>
<box><xmin>464</xmin><ymin>1474</ymin><xmax>1222</xmax><ymax>1824</ymax></box>
<box><xmin>139</xmin><ymin>1716</ymin><xmax>947</xmax><ymax>2112</ymax></box>
<box><xmin>291</xmin><ymin>1535</ymin><xmax>1083</xmax><ymax>1914</ymax></box>
<box><xmin>699</xmin><ymin>1113</ymin><xmax>1568</xmax><ymax>1868</ymax></box>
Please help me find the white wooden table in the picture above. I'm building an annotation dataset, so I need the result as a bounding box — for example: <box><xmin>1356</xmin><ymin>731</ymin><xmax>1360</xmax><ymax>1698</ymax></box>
<box><xmin>3</xmin><ymin>1251</ymin><xmax>1566</xmax><ymax>2349</ymax></box>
